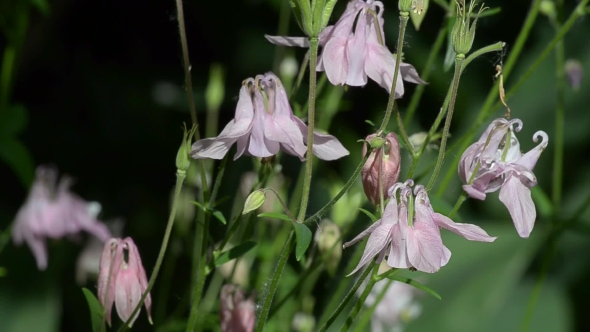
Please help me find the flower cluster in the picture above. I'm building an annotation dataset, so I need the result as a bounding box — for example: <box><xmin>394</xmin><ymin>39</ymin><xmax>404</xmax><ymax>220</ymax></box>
<box><xmin>265</xmin><ymin>0</ymin><xmax>426</xmax><ymax>97</ymax></box>
<box><xmin>12</xmin><ymin>165</ymin><xmax>111</xmax><ymax>270</ymax></box>
<box><xmin>459</xmin><ymin>118</ymin><xmax>549</xmax><ymax>238</ymax></box>
<box><xmin>98</xmin><ymin>237</ymin><xmax>152</xmax><ymax>327</ymax></box>
<box><xmin>344</xmin><ymin>180</ymin><xmax>496</xmax><ymax>274</ymax></box>
<box><xmin>191</xmin><ymin>72</ymin><xmax>349</xmax><ymax>161</ymax></box>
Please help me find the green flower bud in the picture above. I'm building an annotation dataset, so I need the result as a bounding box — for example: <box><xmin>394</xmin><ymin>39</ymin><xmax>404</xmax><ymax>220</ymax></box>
<box><xmin>205</xmin><ymin>64</ymin><xmax>225</xmax><ymax>113</ymax></box>
<box><xmin>369</xmin><ymin>136</ymin><xmax>387</xmax><ymax>149</ymax></box>
<box><xmin>451</xmin><ymin>1</ymin><xmax>486</xmax><ymax>56</ymax></box>
<box><xmin>176</xmin><ymin>123</ymin><xmax>197</xmax><ymax>173</ymax></box>
<box><xmin>315</xmin><ymin>220</ymin><xmax>342</xmax><ymax>276</ymax></box>
<box><xmin>540</xmin><ymin>0</ymin><xmax>556</xmax><ymax>21</ymax></box>
<box><xmin>242</xmin><ymin>189</ymin><xmax>266</xmax><ymax>215</ymax></box>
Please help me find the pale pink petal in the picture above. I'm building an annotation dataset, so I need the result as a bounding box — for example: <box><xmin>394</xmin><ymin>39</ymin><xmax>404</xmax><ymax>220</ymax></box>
<box><xmin>387</xmin><ymin>223</ymin><xmax>411</xmax><ymax>269</ymax></box>
<box><xmin>26</xmin><ymin>235</ymin><xmax>49</xmax><ymax>271</ymax></box>
<box><xmin>441</xmin><ymin>245</ymin><xmax>451</xmax><ymax>266</ymax></box>
<box><xmin>405</xmin><ymin>221</ymin><xmax>445</xmax><ymax>273</ymax></box>
<box><xmin>400</xmin><ymin>63</ymin><xmax>427</xmax><ymax>85</ymax></box>
<box><xmin>499</xmin><ymin>174</ymin><xmax>536</xmax><ymax>238</ymax></box>
<box><xmin>432</xmin><ymin>213</ymin><xmax>496</xmax><ymax>242</ymax></box>
<box><xmin>248</xmin><ymin>90</ymin><xmax>277</xmax><ymax>157</ymax></box>
<box><xmin>125</xmin><ymin>238</ymin><xmax>152</xmax><ymax>323</ymax></box>
<box><xmin>347</xmin><ymin>223</ymin><xmax>392</xmax><ymax>276</ymax></box>
<box><xmin>516</xmin><ymin>131</ymin><xmax>549</xmax><ymax>171</ymax></box>
<box><xmin>343</xmin><ymin>220</ymin><xmax>383</xmax><ymax>249</ymax></box>
<box><xmin>322</xmin><ymin>36</ymin><xmax>350</xmax><ymax>85</ymax></box>
<box><xmin>115</xmin><ymin>269</ymin><xmax>143</xmax><ymax>327</ymax></box>
<box><xmin>264</xmin><ymin>117</ymin><xmax>307</xmax><ymax>158</ymax></box>
<box><xmin>264</xmin><ymin>35</ymin><xmax>309</xmax><ymax>47</ymax></box>
<box><xmin>345</xmin><ymin>10</ymin><xmax>368</xmax><ymax>86</ymax></box>
<box><xmin>364</xmin><ymin>43</ymin><xmax>404</xmax><ymax>97</ymax></box>
<box><xmin>462</xmin><ymin>184</ymin><xmax>487</xmax><ymax>200</ymax></box>
<box><xmin>292</xmin><ymin>117</ymin><xmax>349</xmax><ymax>160</ymax></box>
<box><xmin>190</xmin><ymin>119</ymin><xmax>252</xmax><ymax>159</ymax></box>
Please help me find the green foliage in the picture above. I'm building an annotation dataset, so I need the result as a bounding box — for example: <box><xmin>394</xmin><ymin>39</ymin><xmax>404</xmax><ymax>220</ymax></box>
<box><xmin>81</xmin><ymin>288</ymin><xmax>105</xmax><ymax>332</ymax></box>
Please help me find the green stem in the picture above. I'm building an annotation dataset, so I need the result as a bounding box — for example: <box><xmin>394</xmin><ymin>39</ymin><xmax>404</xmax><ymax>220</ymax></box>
<box><xmin>118</xmin><ymin>171</ymin><xmax>186</xmax><ymax>332</ymax></box>
<box><xmin>435</xmin><ymin>0</ymin><xmax>545</xmax><ymax>196</ymax></box>
<box><xmin>317</xmin><ymin>263</ymin><xmax>374</xmax><ymax>332</ymax></box>
<box><xmin>341</xmin><ymin>267</ymin><xmax>379</xmax><ymax>331</ymax></box>
<box><xmin>552</xmin><ymin>39</ymin><xmax>565</xmax><ymax>221</ymax></box>
<box><xmin>297</xmin><ymin>37</ymin><xmax>319</xmax><ymax>223</ymax></box>
<box><xmin>154</xmin><ymin>247</ymin><xmax>178</xmax><ymax>323</ymax></box>
<box><xmin>378</xmin><ymin>14</ymin><xmax>409</xmax><ymax>134</ymax></box>
<box><xmin>427</xmin><ymin>56</ymin><xmax>465</xmax><ymax>191</ymax></box>
<box><xmin>254</xmin><ymin>232</ymin><xmax>295</xmax><ymax>332</ymax></box>
<box><xmin>449</xmin><ymin>192</ymin><xmax>467</xmax><ymax>219</ymax></box>
<box><xmin>352</xmin><ymin>278</ymin><xmax>394</xmax><ymax>332</ymax></box>
<box><xmin>269</xmin><ymin>259</ymin><xmax>323</xmax><ymax>318</ymax></box>
<box><xmin>0</xmin><ymin>46</ymin><xmax>16</xmax><ymax>113</ymax></box>
<box><xmin>404</xmin><ymin>25</ymin><xmax>447</xmax><ymax>126</ymax></box>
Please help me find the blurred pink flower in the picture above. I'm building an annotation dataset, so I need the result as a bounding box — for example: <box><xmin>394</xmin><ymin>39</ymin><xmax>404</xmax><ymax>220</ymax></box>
<box><xmin>459</xmin><ymin>118</ymin><xmax>549</xmax><ymax>238</ymax></box>
<box><xmin>361</xmin><ymin>133</ymin><xmax>401</xmax><ymax>206</ymax></box>
<box><xmin>191</xmin><ymin>72</ymin><xmax>348</xmax><ymax>161</ymax></box>
<box><xmin>220</xmin><ymin>284</ymin><xmax>255</xmax><ymax>332</ymax></box>
<box><xmin>265</xmin><ymin>0</ymin><xmax>426</xmax><ymax>97</ymax></box>
<box><xmin>11</xmin><ymin>165</ymin><xmax>111</xmax><ymax>270</ymax></box>
<box><xmin>344</xmin><ymin>181</ymin><xmax>495</xmax><ymax>274</ymax></box>
<box><xmin>98</xmin><ymin>237</ymin><xmax>152</xmax><ymax>327</ymax></box>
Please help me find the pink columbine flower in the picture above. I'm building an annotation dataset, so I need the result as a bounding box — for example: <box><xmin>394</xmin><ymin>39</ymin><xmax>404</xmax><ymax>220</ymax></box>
<box><xmin>265</xmin><ymin>0</ymin><xmax>426</xmax><ymax>97</ymax></box>
<box><xmin>11</xmin><ymin>165</ymin><xmax>111</xmax><ymax>270</ymax></box>
<box><xmin>98</xmin><ymin>237</ymin><xmax>152</xmax><ymax>327</ymax></box>
<box><xmin>220</xmin><ymin>284</ymin><xmax>255</xmax><ymax>332</ymax></box>
<box><xmin>191</xmin><ymin>72</ymin><xmax>349</xmax><ymax>161</ymax></box>
<box><xmin>459</xmin><ymin>118</ymin><xmax>549</xmax><ymax>238</ymax></box>
<box><xmin>361</xmin><ymin>133</ymin><xmax>401</xmax><ymax>206</ymax></box>
<box><xmin>344</xmin><ymin>180</ymin><xmax>496</xmax><ymax>274</ymax></box>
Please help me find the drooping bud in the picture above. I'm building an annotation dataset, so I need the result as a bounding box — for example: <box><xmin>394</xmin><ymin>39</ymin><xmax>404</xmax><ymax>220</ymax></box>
<box><xmin>565</xmin><ymin>59</ymin><xmax>583</xmax><ymax>91</ymax></box>
<box><xmin>314</xmin><ymin>219</ymin><xmax>342</xmax><ymax>276</ymax></box>
<box><xmin>220</xmin><ymin>284</ymin><xmax>255</xmax><ymax>332</ymax></box>
<box><xmin>97</xmin><ymin>237</ymin><xmax>152</xmax><ymax>327</ymax></box>
<box><xmin>361</xmin><ymin>133</ymin><xmax>401</xmax><ymax>206</ymax></box>
<box><xmin>451</xmin><ymin>1</ymin><xmax>486</xmax><ymax>56</ymax></box>
<box><xmin>242</xmin><ymin>189</ymin><xmax>266</xmax><ymax>215</ymax></box>
<box><xmin>176</xmin><ymin>123</ymin><xmax>197</xmax><ymax>173</ymax></box>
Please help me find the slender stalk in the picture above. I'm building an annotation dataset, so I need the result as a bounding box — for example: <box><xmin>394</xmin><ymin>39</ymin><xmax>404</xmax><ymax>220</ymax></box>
<box><xmin>378</xmin><ymin>14</ymin><xmax>409</xmax><ymax>134</ymax></box>
<box><xmin>552</xmin><ymin>36</ymin><xmax>565</xmax><ymax>220</ymax></box>
<box><xmin>449</xmin><ymin>192</ymin><xmax>467</xmax><ymax>219</ymax></box>
<box><xmin>341</xmin><ymin>269</ymin><xmax>378</xmax><ymax>331</ymax></box>
<box><xmin>118</xmin><ymin>171</ymin><xmax>186</xmax><ymax>332</ymax></box>
<box><xmin>297</xmin><ymin>37</ymin><xmax>320</xmax><ymax>222</ymax></box>
<box><xmin>175</xmin><ymin>0</ymin><xmax>199</xmax><ymax>137</ymax></box>
<box><xmin>317</xmin><ymin>263</ymin><xmax>374</xmax><ymax>332</ymax></box>
<box><xmin>269</xmin><ymin>259</ymin><xmax>323</xmax><ymax>317</ymax></box>
<box><xmin>427</xmin><ymin>56</ymin><xmax>464</xmax><ymax>191</ymax></box>
<box><xmin>352</xmin><ymin>279</ymin><xmax>394</xmax><ymax>332</ymax></box>
<box><xmin>154</xmin><ymin>247</ymin><xmax>178</xmax><ymax>323</ymax></box>
<box><xmin>435</xmin><ymin>0</ymin><xmax>546</xmax><ymax>196</ymax></box>
<box><xmin>404</xmin><ymin>25</ymin><xmax>447</xmax><ymax>126</ymax></box>
<box><xmin>254</xmin><ymin>232</ymin><xmax>295</xmax><ymax>332</ymax></box>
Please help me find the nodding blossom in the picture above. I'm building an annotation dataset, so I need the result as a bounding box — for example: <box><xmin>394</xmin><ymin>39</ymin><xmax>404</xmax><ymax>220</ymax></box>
<box><xmin>220</xmin><ymin>284</ymin><xmax>255</xmax><ymax>332</ymax></box>
<box><xmin>98</xmin><ymin>237</ymin><xmax>152</xmax><ymax>327</ymax></box>
<box><xmin>12</xmin><ymin>165</ymin><xmax>111</xmax><ymax>270</ymax></box>
<box><xmin>190</xmin><ymin>72</ymin><xmax>349</xmax><ymax>161</ymax></box>
<box><xmin>344</xmin><ymin>180</ymin><xmax>496</xmax><ymax>274</ymax></box>
<box><xmin>459</xmin><ymin>118</ymin><xmax>549</xmax><ymax>238</ymax></box>
<box><xmin>265</xmin><ymin>0</ymin><xmax>426</xmax><ymax>97</ymax></box>
<box><xmin>361</xmin><ymin>133</ymin><xmax>401</xmax><ymax>206</ymax></box>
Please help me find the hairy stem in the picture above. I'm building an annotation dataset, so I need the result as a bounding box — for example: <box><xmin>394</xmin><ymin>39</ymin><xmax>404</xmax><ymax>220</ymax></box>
<box><xmin>341</xmin><ymin>268</ymin><xmax>378</xmax><ymax>331</ymax></box>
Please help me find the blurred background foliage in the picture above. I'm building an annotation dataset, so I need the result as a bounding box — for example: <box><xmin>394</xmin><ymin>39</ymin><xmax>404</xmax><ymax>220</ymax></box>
<box><xmin>0</xmin><ymin>0</ymin><xmax>589</xmax><ymax>331</ymax></box>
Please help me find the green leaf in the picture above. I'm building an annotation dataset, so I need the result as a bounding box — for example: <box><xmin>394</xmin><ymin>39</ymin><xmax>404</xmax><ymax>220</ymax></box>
<box><xmin>358</xmin><ymin>208</ymin><xmax>378</xmax><ymax>222</ymax></box>
<box><xmin>212</xmin><ymin>210</ymin><xmax>227</xmax><ymax>224</ymax></box>
<box><xmin>386</xmin><ymin>275</ymin><xmax>441</xmax><ymax>300</ymax></box>
<box><xmin>214</xmin><ymin>241</ymin><xmax>257</xmax><ymax>267</ymax></box>
<box><xmin>30</xmin><ymin>0</ymin><xmax>50</xmax><ymax>16</ymax></box>
<box><xmin>0</xmin><ymin>104</ymin><xmax>28</xmax><ymax>136</ymax></box>
<box><xmin>531</xmin><ymin>186</ymin><xmax>552</xmax><ymax>218</ymax></box>
<box><xmin>0</xmin><ymin>138</ymin><xmax>34</xmax><ymax>188</ymax></box>
<box><xmin>81</xmin><ymin>288</ymin><xmax>105</xmax><ymax>332</ymax></box>
<box><xmin>257</xmin><ymin>212</ymin><xmax>294</xmax><ymax>222</ymax></box>
<box><xmin>0</xmin><ymin>267</ymin><xmax>6</xmax><ymax>277</ymax></box>
<box><xmin>293</xmin><ymin>223</ymin><xmax>312</xmax><ymax>261</ymax></box>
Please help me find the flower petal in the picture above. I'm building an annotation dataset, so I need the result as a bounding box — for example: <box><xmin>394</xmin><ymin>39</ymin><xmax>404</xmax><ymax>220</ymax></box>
<box><xmin>400</xmin><ymin>63</ymin><xmax>427</xmax><ymax>85</ymax></box>
<box><xmin>345</xmin><ymin>10</ymin><xmax>368</xmax><ymax>86</ymax></box>
<box><xmin>292</xmin><ymin>117</ymin><xmax>349</xmax><ymax>160</ymax></box>
<box><xmin>432</xmin><ymin>213</ymin><xmax>497</xmax><ymax>242</ymax></box>
<box><xmin>364</xmin><ymin>43</ymin><xmax>403</xmax><ymax>97</ymax></box>
<box><xmin>264</xmin><ymin>35</ymin><xmax>309</xmax><ymax>47</ymax></box>
<box><xmin>405</xmin><ymin>220</ymin><xmax>445</xmax><ymax>273</ymax></box>
<box><xmin>347</xmin><ymin>223</ymin><xmax>392</xmax><ymax>276</ymax></box>
<box><xmin>516</xmin><ymin>131</ymin><xmax>549</xmax><ymax>171</ymax></box>
<box><xmin>499</xmin><ymin>174</ymin><xmax>536</xmax><ymax>238</ymax></box>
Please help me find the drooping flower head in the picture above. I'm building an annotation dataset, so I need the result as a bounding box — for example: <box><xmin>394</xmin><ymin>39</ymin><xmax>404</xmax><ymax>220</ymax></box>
<box><xmin>265</xmin><ymin>0</ymin><xmax>426</xmax><ymax>97</ymax></box>
<box><xmin>459</xmin><ymin>118</ymin><xmax>549</xmax><ymax>238</ymax></box>
<box><xmin>344</xmin><ymin>180</ymin><xmax>495</xmax><ymax>274</ymax></box>
<box><xmin>220</xmin><ymin>284</ymin><xmax>255</xmax><ymax>332</ymax></box>
<box><xmin>361</xmin><ymin>133</ymin><xmax>401</xmax><ymax>206</ymax></box>
<box><xmin>191</xmin><ymin>72</ymin><xmax>349</xmax><ymax>161</ymax></box>
<box><xmin>12</xmin><ymin>165</ymin><xmax>111</xmax><ymax>270</ymax></box>
<box><xmin>76</xmin><ymin>219</ymin><xmax>124</xmax><ymax>285</ymax></box>
<box><xmin>98</xmin><ymin>237</ymin><xmax>152</xmax><ymax>327</ymax></box>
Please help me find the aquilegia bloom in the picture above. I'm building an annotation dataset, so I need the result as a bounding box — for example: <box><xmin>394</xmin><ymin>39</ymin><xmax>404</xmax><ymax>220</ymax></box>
<box><xmin>12</xmin><ymin>165</ymin><xmax>111</xmax><ymax>270</ymax></box>
<box><xmin>361</xmin><ymin>132</ymin><xmax>401</xmax><ymax>206</ymax></box>
<box><xmin>459</xmin><ymin>118</ymin><xmax>549</xmax><ymax>238</ymax></box>
<box><xmin>98</xmin><ymin>237</ymin><xmax>152</xmax><ymax>327</ymax></box>
<box><xmin>265</xmin><ymin>0</ymin><xmax>426</xmax><ymax>97</ymax></box>
<box><xmin>344</xmin><ymin>180</ymin><xmax>496</xmax><ymax>274</ymax></box>
<box><xmin>191</xmin><ymin>72</ymin><xmax>348</xmax><ymax>161</ymax></box>
<box><xmin>220</xmin><ymin>284</ymin><xmax>255</xmax><ymax>332</ymax></box>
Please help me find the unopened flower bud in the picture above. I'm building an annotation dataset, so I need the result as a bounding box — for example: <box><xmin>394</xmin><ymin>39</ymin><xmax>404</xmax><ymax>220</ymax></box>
<box><xmin>242</xmin><ymin>189</ymin><xmax>266</xmax><ymax>215</ymax></box>
<box><xmin>361</xmin><ymin>133</ymin><xmax>401</xmax><ymax>206</ymax></box>
<box><xmin>539</xmin><ymin>0</ymin><xmax>556</xmax><ymax>21</ymax></box>
<box><xmin>205</xmin><ymin>64</ymin><xmax>225</xmax><ymax>113</ymax></box>
<box><xmin>176</xmin><ymin>124</ymin><xmax>197</xmax><ymax>172</ymax></box>
<box><xmin>314</xmin><ymin>220</ymin><xmax>342</xmax><ymax>275</ymax></box>
<box><xmin>399</xmin><ymin>0</ymin><xmax>413</xmax><ymax>12</ymax></box>
<box><xmin>369</xmin><ymin>136</ymin><xmax>387</xmax><ymax>149</ymax></box>
<box><xmin>451</xmin><ymin>1</ymin><xmax>485</xmax><ymax>56</ymax></box>
<box><xmin>565</xmin><ymin>59</ymin><xmax>583</xmax><ymax>91</ymax></box>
